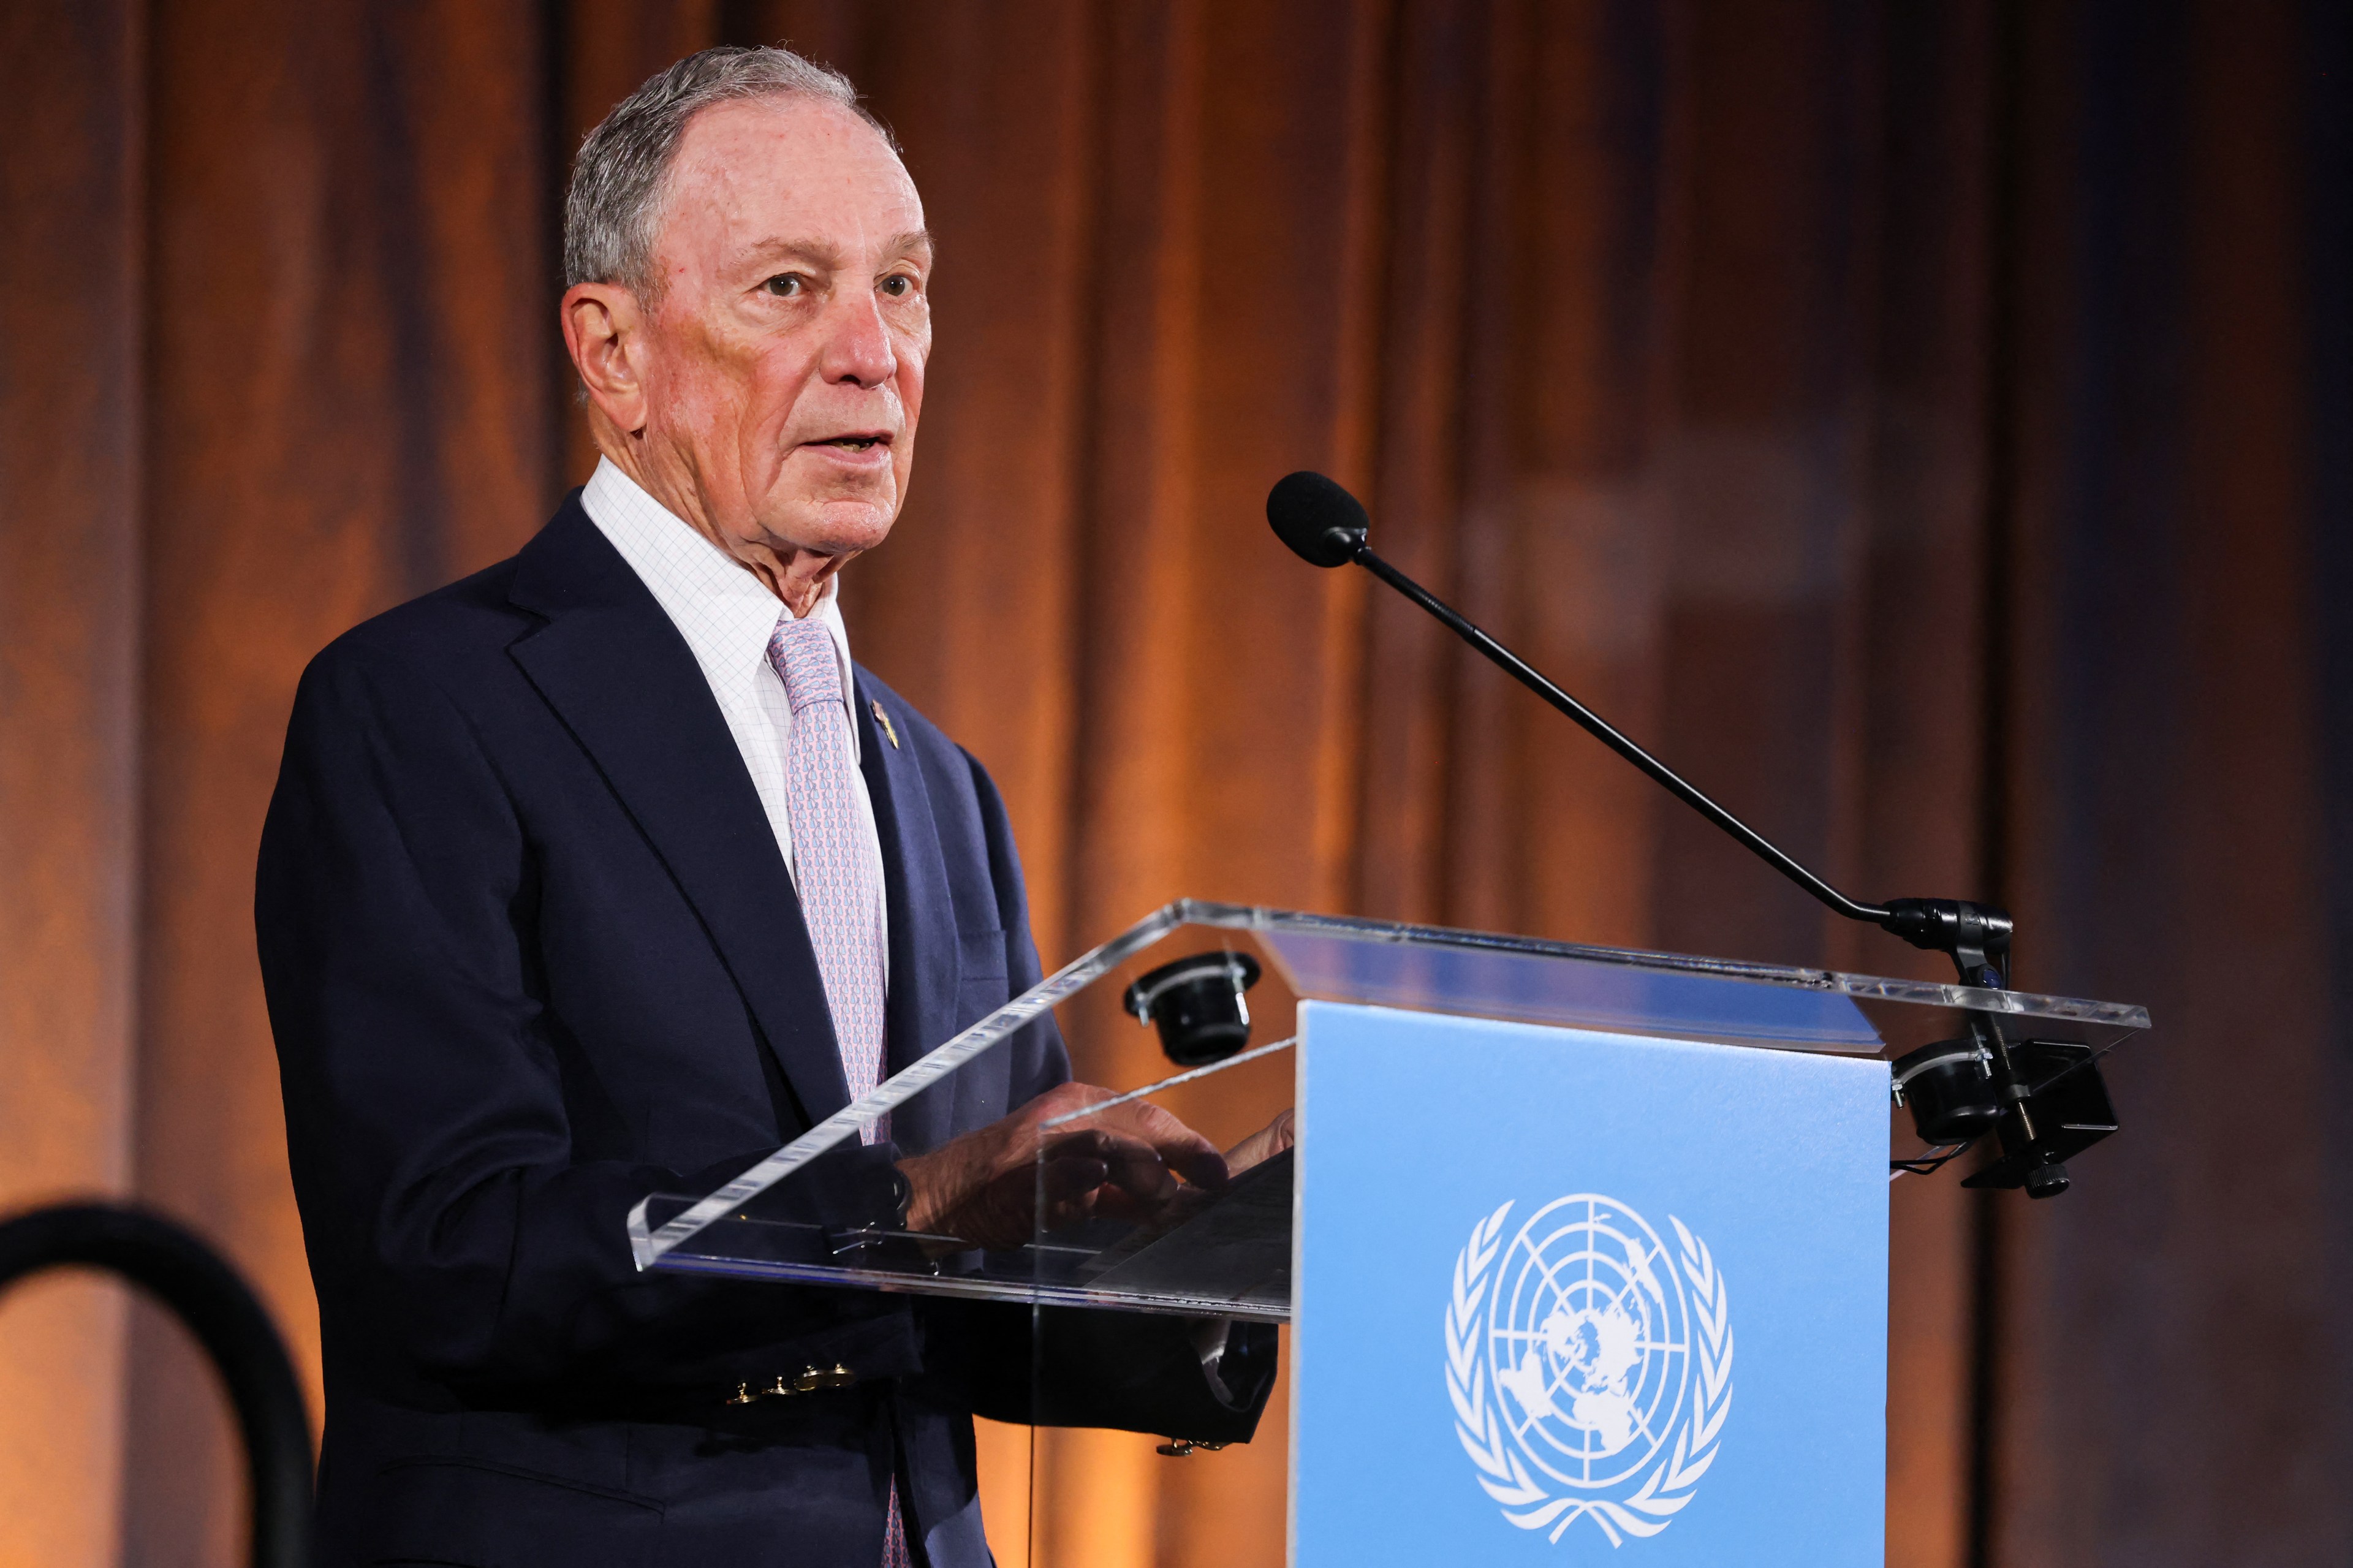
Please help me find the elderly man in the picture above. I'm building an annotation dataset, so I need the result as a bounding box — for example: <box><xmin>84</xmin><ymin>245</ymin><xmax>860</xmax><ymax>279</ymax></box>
<box><xmin>257</xmin><ymin>47</ymin><xmax>1276</xmax><ymax>1567</ymax></box>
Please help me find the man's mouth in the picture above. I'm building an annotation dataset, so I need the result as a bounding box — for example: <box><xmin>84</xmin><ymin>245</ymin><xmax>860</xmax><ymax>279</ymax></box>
<box><xmin>811</xmin><ymin>433</ymin><xmax>890</xmax><ymax>452</ymax></box>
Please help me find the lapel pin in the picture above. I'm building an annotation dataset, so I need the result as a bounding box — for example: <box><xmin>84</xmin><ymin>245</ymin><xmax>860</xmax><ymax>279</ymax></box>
<box><xmin>871</xmin><ymin>699</ymin><xmax>900</xmax><ymax>750</ymax></box>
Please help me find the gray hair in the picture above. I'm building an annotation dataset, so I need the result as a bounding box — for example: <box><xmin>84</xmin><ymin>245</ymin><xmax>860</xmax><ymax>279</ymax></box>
<box><xmin>564</xmin><ymin>46</ymin><xmax>894</xmax><ymax>297</ymax></box>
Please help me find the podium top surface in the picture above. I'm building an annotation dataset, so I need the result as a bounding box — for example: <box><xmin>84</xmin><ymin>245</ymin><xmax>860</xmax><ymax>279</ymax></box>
<box><xmin>1155</xmin><ymin>900</ymin><xmax>2148</xmax><ymax>1048</ymax></box>
<box><xmin>626</xmin><ymin>901</ymin><xmax>2148</xmax><ymax>1297</ymax></box>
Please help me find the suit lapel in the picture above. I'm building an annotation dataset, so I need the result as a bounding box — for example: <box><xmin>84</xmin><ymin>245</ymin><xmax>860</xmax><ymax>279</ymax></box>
<box><xmin>505</xmin><ymin>501</ymin><xmax>850</xmax><ymax>1131</ymax></box>
<box><xmin>855</xmin><ymin>676</ymin><xmax>961</xmax><ymax>1154</ymax></box>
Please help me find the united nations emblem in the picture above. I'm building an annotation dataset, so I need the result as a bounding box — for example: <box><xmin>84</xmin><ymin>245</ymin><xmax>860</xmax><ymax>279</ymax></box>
<box><xmin>1446</xmin><ymin>1196</ymin><xmax>1733</xmax><ymax>1547</ymax></box>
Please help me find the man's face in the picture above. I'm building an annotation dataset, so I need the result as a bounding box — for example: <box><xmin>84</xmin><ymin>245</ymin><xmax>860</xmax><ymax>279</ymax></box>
<box><xmin>585</xmin><ymin>96</ymin><xmax>932</xmax><ymax>576</ymax></box>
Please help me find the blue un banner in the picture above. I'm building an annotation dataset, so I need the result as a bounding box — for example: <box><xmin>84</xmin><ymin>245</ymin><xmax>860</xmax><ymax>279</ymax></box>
<box><xmin>1292</xmin><ymin>1002</ymin><xmax>1888</xmax><ymax>1566</ymax></box>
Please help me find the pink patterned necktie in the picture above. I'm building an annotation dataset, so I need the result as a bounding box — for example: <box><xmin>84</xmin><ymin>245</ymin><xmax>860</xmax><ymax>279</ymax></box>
<box><xmin>766</xmin><ymin>614</ymin><xmax>890</xmax><ymax>1144</ymax></box>
<box><xmin>767</xmin><ymin>614</ymin><xmax>911</xmax><ymax>1568</ymax></box>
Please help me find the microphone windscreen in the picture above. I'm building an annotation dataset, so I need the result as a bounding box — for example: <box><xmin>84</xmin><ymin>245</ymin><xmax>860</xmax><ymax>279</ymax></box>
<box><xmin>1266</xmin><ymin>471</ymin><xmax>1369</xmax><ymax>568</ymax></box>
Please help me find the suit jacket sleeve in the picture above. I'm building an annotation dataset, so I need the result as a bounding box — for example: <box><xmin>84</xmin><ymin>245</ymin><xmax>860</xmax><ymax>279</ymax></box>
<box><xmin>920</xmin><ymin>1300</ymin><xmax>1279</xmax><ymax>1444</ymax></box>
<box><xmin>257</xmin><ymin>640</ymin><xmax>897</xmax><ymax>1396</ymax></box>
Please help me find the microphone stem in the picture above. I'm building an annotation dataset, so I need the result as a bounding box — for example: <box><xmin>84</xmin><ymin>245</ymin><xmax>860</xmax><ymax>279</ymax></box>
<box><xmin>1351</xmin><ymin>544</ymin><xmax>1892</xmax><ymax>927</ymax></box>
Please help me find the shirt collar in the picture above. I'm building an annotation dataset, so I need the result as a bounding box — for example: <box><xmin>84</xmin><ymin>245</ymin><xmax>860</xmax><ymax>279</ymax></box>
<box><xmin>580</xmin><ymin>456</ymin><xmax>860</xmax><ymax>711</ymax></box>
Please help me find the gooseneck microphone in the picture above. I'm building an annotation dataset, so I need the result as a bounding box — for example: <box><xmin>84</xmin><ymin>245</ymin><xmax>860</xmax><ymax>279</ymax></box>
<box><xmin>1267</xmin><ymin>471</ymin><xmax>2006</xmax><ymax>969</ymax></box>
<box><xmin>1267</xmin><ymin>469</ymin><xmax>2096</xmax><ymax>1198</ymax></box>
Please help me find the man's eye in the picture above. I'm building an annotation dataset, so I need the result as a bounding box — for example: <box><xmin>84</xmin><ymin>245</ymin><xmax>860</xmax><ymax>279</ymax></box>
<box><xmin>764</xmin><ymin>274</ymin><xmax>805</xmax><ymax>297</ymax></box>
<box><xmin>881</xmin><ymin>275</ymin><xmax>914</xmax><ymax>298</ymax></box>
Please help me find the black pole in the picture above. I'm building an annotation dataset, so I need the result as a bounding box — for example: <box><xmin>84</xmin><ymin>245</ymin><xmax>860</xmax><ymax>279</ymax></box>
<box><xmin>0</xmin><ymin>1203</ymin><xmax>312</xmax><ymax>1568</ymax></box>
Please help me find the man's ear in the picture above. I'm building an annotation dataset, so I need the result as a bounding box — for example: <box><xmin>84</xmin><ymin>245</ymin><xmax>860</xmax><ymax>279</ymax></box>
<box><xmin>561</xmin><ymin>281</ymin><xmax>650</xmax><ymax>436</ymax></box>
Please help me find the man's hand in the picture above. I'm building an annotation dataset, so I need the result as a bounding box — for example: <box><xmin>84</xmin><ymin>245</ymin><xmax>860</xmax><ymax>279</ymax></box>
<box><xmin>896</xmin><ymin>1083</ymin><xmax>1229</xmax><ymax>1251</ymax></box>
<box><xmin>1224</xmin><ymin>1107</ymin><xmax>1294</xmax><ymax>1175</ymax></box>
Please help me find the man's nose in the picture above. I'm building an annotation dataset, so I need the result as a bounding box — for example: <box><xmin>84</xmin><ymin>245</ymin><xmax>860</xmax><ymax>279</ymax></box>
<box><xmin>819</xmin><ymin>288</ymin><xmax>897</xmax><ymax>388</ymax></box>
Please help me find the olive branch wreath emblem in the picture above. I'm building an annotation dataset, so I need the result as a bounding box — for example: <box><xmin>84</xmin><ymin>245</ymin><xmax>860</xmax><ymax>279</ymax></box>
<box><xmin>1445</xmin><ymin>1200</ymin><xmax>1735</xmax><ymax>1547</ymax></box>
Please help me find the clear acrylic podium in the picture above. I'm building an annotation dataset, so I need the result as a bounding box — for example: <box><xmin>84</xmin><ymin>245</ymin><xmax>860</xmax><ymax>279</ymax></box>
<box><xmin>626</xmin><ymin>901</ymin><xmax>2148</xmax><ymax>1562</ymax></box>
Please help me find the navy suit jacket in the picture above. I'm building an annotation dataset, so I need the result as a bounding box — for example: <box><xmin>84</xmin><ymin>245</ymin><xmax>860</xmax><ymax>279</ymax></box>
<box><xmin>257</xmin><ymin>498</ymin><xmax>1268</xmax><ymax>1567</ymax></box>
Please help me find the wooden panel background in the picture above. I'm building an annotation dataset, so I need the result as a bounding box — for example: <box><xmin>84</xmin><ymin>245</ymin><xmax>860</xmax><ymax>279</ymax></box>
<box><xmin>0</xmin><ymin>2</ymin><xmax>2343</xmax><ymax>1564</ymax></box>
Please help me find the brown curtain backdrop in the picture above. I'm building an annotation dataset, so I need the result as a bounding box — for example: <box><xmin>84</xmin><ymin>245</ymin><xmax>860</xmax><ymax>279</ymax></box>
<box><xmin>0</xmin><ymin>7</ymin><xmax>142</xmax><ymax>1566</ymax></box>
<box><xmin>0</xmin><ymin>2</ymin><xmax>2343</xmax><ymax>1564</ymax></box>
